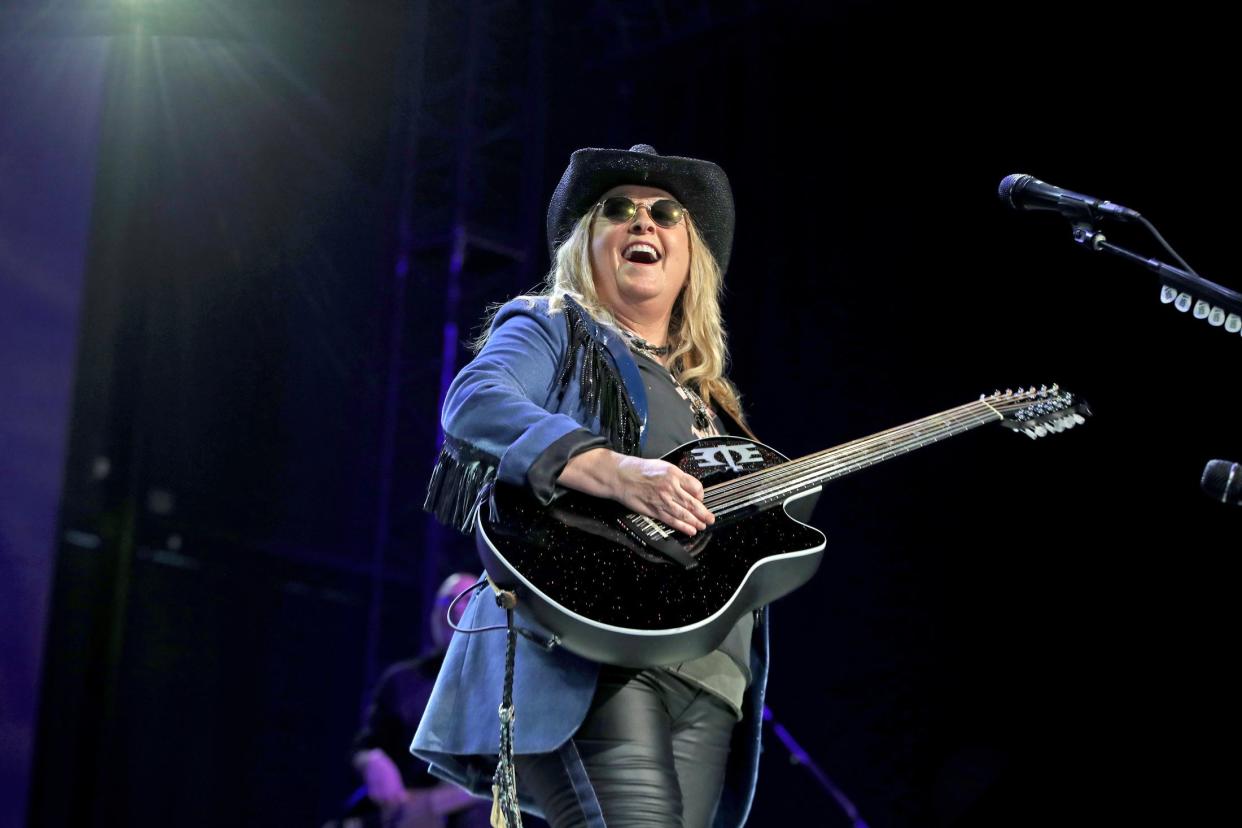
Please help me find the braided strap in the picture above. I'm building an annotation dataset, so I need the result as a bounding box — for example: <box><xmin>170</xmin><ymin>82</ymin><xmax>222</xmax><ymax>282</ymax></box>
<box><xmin>489</xmin><ymin>608</ymin><xmax>523</xmax><ymax>828</ymax></box>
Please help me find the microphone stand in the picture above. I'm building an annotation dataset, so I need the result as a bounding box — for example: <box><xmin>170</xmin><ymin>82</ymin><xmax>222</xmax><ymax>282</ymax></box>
<box><xmin>1068</xmin><ymin>217</ymin><xmax>1241</xmax><ymax>501</ymax></box>
<box><xmin>1068</xmin><ymin>220</ymin><xmax>1242</xmax><ymax>330</ymax></box>
<box><xmin>762</xmin><ymin>705</ymin><xmax>869</xmax><ymax>828</ymax></box>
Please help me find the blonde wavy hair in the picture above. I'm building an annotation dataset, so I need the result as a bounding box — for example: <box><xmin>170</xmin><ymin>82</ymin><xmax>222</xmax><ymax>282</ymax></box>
<box><xmin>473</xmin><ymin>204</ymin><xmax>753</xmax><ymax>436</ymax></box>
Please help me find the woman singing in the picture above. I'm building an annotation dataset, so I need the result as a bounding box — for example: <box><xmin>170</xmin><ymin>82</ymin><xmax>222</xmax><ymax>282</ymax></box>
<box><xmin>414</xmin><ymin>144</ymin><xmax>769</xmax><ymax>828</ymax></box>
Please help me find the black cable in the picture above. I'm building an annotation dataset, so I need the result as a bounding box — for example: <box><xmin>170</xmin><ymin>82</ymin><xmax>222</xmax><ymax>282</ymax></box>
<box><xmin>1139</xmin><ymin>215</ymin><xmax>1201</xmax><ymax>278</ymax></box>
<box><xmin>444</xmin><ymin>576</ymin><xmax>560</xmax><ymax>648</ymax></box>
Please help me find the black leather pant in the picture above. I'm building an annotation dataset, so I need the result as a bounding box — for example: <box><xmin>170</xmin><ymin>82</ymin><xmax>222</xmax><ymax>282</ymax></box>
<box><xmin>515</xmin><ymin>665</ymin><xmax>737</xmax><ymax>828</ymax></box>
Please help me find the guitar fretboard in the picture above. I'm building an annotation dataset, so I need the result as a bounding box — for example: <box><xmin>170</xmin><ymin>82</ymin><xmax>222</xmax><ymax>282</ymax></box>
<box><xmin>702</xmin><ymin>399</ymin><xmax>1004</xmax><ymax>516</ymax></box>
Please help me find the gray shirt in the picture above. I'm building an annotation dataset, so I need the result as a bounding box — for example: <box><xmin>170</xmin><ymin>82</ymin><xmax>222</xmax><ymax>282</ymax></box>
<box><xmin>525</xmin><ymin>347</ymin><xmax>754</xmax><ymax>718</ymax></box>
<box><xmin>629</xmin><ymin>349</ymin><xmax>752</xmax><ymax>720</ymax></box>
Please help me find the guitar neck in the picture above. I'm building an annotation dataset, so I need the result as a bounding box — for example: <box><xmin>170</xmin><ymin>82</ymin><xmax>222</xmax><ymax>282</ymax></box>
<box><xmin>702</xmin><ymin>398</ymin><xmax>1004</xmax><ymax>515</ymax></box>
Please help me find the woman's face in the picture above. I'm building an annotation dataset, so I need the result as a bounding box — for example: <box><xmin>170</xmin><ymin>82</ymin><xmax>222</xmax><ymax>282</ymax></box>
<box><xmin>589</xmin><ymin>184</ymin><xmax>690</xmax><ymax>316</ymax></box>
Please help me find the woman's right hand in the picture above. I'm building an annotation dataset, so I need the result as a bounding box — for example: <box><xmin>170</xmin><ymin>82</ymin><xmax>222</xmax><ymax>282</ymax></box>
<box><xmin>559</xmin><ymin>449</ymin><xmax>715</xmax><ymax>536</ymax></box>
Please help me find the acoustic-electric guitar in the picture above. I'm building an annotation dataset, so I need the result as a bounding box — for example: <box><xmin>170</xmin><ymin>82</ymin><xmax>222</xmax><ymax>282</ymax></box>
<box><xmin>475</xmin><ymin>386</ymin><xmax>1090</xmax><ymax>668</ymax></box>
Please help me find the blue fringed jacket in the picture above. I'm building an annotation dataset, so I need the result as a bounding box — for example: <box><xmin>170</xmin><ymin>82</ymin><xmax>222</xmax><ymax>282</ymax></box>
<box><xmin>412</xmin><ymin>294</ymin><xmax>771</xmax><ymax>828</ymax></box>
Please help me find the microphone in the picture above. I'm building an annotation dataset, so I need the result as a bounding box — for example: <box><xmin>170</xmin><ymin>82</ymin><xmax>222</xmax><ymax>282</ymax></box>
<box><xmin>1201</xmin><ymin>459</ymin><xmax>1242</xmax><ymax>505</ymax></box>
<box><xmin>998</xmin><ymin>174</ymin><xmax>1142</xmax><ymax>222</ymax></box>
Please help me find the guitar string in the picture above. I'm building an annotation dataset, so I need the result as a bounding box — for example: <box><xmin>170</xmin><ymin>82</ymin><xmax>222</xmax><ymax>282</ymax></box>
<box><xmin>704</xmin><ymin>399</ymin><xmax>1004</xmax><ymax>509</ymax></box>
<box><xmin>709</xmin><ymin>409</ymin><xmax>999</xmax><ymax>516</ymax></box>
<box><xmin>707</xmin><ymin>401</ymin><xmax>987</xmax><ymax>495</ymax></box>
<box><xmin>703</xmin><ymin>390</ymin><xmax>1072</xmax><ymax>510</ymax></box>
<box><xmin>634</xmin><ymin>400</ymin><xmax>1001</xmax><ymax>539</ymax></box>
<box><xmin>633</xmin><ymin>392</ymin><xmax>1068</xmax><ymax>538</ymax></box>
<box><xmin>631</xmin><ymin>391</ymin><xmax>1072</xmax><ymax>538</ymax></box>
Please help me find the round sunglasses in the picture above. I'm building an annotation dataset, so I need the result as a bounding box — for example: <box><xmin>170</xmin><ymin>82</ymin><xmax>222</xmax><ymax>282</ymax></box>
<box><xmin>594</xmin><ymin>196</ymin><xmax>687</xmax><ymax>229</ymax></box>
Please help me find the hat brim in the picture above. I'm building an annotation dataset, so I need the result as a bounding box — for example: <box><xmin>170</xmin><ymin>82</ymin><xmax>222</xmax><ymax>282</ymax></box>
<box><xmin>546</xmin><ymin>146</ymin><xmax>735</xmax><ymax>275</ymax></box>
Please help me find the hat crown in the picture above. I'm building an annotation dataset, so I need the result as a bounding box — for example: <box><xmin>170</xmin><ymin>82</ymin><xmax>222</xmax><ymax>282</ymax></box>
<box><xmin>547</xmin><ymin>144</ymin><xmax>735</xmax><ymax>274</ymax></box>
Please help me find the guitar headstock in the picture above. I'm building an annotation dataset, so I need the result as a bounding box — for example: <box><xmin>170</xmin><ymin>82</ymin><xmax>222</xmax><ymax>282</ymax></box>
<box><xmin>981</xmin><ymin>384</ymin><xmax>1092</xmax><ymax>440</ymax></box>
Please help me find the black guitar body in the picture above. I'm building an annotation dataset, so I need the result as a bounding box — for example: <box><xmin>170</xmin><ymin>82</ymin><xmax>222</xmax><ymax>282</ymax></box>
<box><xmin>472</xmin><ymin>387</ymin><xmax>1089</xmax><ymax>667</ymax></box>
<box><xmin>475</xmin><ymin>437</ymin><xmax>826</xmax><ymax>668</ymax></box>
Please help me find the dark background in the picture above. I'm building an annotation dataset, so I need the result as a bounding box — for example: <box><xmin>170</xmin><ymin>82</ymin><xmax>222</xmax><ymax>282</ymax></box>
<box><xmin>2</xmin><ymin>2</ymin><xmax>1235</xmax><ymax>826</ymax></box>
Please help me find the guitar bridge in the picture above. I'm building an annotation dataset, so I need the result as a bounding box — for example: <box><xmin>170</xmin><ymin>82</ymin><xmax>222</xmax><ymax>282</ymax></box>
<box><xmin>619</xmin><ymin>513</ymin><xmax>701</xmax><ymax>569</ymax></box>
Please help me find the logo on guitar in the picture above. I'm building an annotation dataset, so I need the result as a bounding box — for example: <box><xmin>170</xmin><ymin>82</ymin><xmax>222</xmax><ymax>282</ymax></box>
<box><xmin>690</xmin><ymin>443</ymin><xmax>763</xmax><ymax>472</ymax></box>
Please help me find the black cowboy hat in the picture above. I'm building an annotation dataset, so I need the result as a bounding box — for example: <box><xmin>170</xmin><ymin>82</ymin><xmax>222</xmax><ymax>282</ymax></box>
<box><xmin>546</xmin><ymin>144</ymin><xmax>736</xmax><ymax>275</ymax></box>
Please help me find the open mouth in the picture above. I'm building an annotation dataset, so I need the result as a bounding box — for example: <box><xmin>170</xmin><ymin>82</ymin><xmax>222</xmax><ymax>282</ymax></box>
<box><xmin>622</xmin><ymin>243</ymin><xmax>661</xmax><ymax>265</ymax></box>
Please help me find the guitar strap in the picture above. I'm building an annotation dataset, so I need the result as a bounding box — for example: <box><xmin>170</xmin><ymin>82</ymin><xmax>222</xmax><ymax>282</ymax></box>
<box><xmin>442</xmin><ymin>575</ymin><xmax>562</xmax><ymax>828</ymax></box>
<box><xmin>490</xmin><ymin>600</ymin><xmax>521</xmax><ymax>828</ymax></box>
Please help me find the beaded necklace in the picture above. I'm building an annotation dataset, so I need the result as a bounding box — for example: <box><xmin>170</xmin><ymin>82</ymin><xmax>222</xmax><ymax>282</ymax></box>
<box><xmin>618</xmin><ymin>327</ymin><xmax>713</xmax><ymax>431</ymax></box>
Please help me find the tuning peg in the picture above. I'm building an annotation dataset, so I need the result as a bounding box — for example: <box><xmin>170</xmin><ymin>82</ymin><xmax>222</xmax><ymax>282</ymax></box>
<box><xmin>1208</xmin><ymin>306</ymin><xmax>1226</xmax><ymax>327</ymax></box>
<box><xmin>1160</xmin><ymin>285</ymin><xmax>1179</xmax><ymax>304</ymax></box>
<box><xmin>1022</xmin><ymin>427</ymin><xmax>1039</xmax><ymax>440</ymax></box>
<box><xmin>1033</xmin><ymin>423</ymin><xmax>1048</xmax><ymax>437</ymax></box>
<box><xmin>1193</xmin><ymin>300</ymin><xmax>1211</xmax><ymax>320</ymax></box>
<box><xmin>1072</xmin><ymin>413</ymin><xmax>1086</xmax><ymax>425</ymax></box>
<box><xmin>1226</xmin><ymin>314</ymin><xmax>1242</xmax><ymax>334</ymax></box>
<box><xmin>1174</xmin><ymin>292</ymin><xmax>1193</xmax><ymax>312</ymax></box>
<box><xmin>1038</xmin><ymin>384</ymin><xmax>1048</xmax><ymax>396</ymax></box>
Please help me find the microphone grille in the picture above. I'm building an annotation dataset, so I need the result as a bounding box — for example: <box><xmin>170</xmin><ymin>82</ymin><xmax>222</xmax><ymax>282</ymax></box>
<box><xmin>997</xmin><ymin>173</ymin><xmax>1033</xmax><ymax>209</ymax></box>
